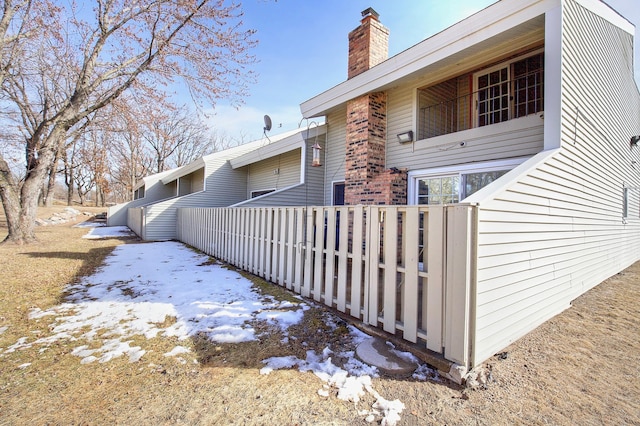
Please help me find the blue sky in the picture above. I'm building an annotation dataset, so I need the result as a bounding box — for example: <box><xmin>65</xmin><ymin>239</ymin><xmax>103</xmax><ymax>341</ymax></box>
<box><xmin>204</xmin><ymin>0</ymin><xmax>640</xmax><ymax>141</ymax></box>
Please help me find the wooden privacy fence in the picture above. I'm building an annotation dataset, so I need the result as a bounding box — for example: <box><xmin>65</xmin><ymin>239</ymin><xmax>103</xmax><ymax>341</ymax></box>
<box><xmin>176</xmin><ymin>205</ymin><xmax>477</xmax><ymax>366</ymax></box>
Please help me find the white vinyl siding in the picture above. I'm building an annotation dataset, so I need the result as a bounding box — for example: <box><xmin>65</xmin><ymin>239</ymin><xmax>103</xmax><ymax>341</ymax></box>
<box><xmin>387</xmin><ymin>62</ymin><xmax>544</xmax><ymax>172</ymax></box>
<box><xmin>139</xmin><ymin>142</ymin><xmax>261</xmax><ymax>241</ymax></box>
<box><xmin>469</xmin><ymin>1</ymin><xmax>640</xmax><ymax>365</ymax></box>
<box><xmin>236</xmin><ymin>138</ymin><xmax>325</xmax><ymax>207</ymax></box>
<box><xmin>107</xmin><ymin>171</ymin><xmax>177</xmax><ymax>226</ymax></box>
<box><xmin>247</xmin><ymin>148</ymin><xmax>301</xmax><ymax>196</ymax></box>
<box><xmin>323</xmin><ymin>108</ymin><xmax>347</xmax><ymax>205</ymax></box>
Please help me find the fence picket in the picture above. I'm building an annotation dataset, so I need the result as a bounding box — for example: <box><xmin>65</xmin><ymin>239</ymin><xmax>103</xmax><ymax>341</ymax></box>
<box><xmin>324</xmin><ymin>208</ymin><xmax>336</xmax><ymax>307</ymax></box>
<box><xmin>383</xmin><ymin>207</ymin><xmax>398</xmax><ymax>334</ymax></box>
<box><xmin>350</xmin><ymin>206</ymin><xmax>364</xmax><ymax>319</ymax></box>
<box><xmin>336</xmin><ymin>207</ymin><xmax>349</xmax><ymax>312</ymax></box>
<box><xmin>312</xmin><ymin>208</ymin><xmax>324</xmax><ymax>302</ymax></box>
<box><xmin>403</xmin><ymin>207</ymin><xmax>420</xmax><ymax>343</ymax></box>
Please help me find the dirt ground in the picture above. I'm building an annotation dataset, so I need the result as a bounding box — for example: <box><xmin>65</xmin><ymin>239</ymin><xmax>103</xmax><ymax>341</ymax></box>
<box><xmin>0</xmin><ymin>206</ymin><xmax>639</xmax><ymax>425</ymax></box>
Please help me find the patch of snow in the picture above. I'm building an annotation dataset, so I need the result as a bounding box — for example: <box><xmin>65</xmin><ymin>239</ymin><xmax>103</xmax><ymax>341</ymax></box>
<box><xmin>1</xmin><ymin>241</ymin><xmax>306</xmax><ymax>365</ymax></box>
<box><xmin>81</xmin><ymin>226</ymin><xmax>134</xmax><ymax>239</ymax></box>
<box><xmin>164</xmin><ymin>346</ymin><xmax>191</xmax><ymax>357</ymax></box>
<box><xmin>18</xmin><ymin>363</ymin><xmax>31</xmax><ymax>369</ymax></box>
<box><xmin>261</xmin><ymin>343</ymin><xmax>404</xmax><ymax>425</ymax></box>
<box><xmin>412</xmin><ymin>363</ymin><xmax>440</xmax><ymax>382</ymax></box>
<box><xmin>74</xmin><ymin>221</ymin><xmax>105</xmax><ymax>228</ymax></box>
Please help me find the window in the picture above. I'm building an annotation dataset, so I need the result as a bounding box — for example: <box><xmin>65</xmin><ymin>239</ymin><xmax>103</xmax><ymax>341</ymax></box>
<box><xmin>409</xmin><ymin>159</ymin><xmax>525</xmax><ymax>205</ymax></box>
<box><xmin>476</xmin><ymin>66</ymin><xmax>510</xmax><ymax>127</ymax></box>
<box><xmin>333</xmin><ymin>182</ymin><xmax>345</xmax><ymax>206</ymax></box>
<box><xmin>623</xmin><ymin>187</ymin><xmax>629</xmax><ymax>218</ymax></box>
<box><xmin>251</xmin><ymin>189</ymin><xmax>275</xmax><ymax>198</ymax></box>
<box><xmin>417</xmin><ymin>176</ymin><xmax>460</xmax><ymax>205</ymax></box>
<box><xmin>134</xmin><ymin>186</ymin><xmax>145</xmax><ymax>200</ymax></box>
<box><xmin>417</xmin><ymin>50</ymin><xmax>544</xmax><ymax>139</ymax></box>
<box><xmin>473</xmin><ymin>52</ymin><xmax>544</xmax><ymax>127</ymax></box>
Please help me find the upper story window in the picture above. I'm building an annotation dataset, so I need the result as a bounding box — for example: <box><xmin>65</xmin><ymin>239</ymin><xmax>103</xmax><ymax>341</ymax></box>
<box><xmin>133</xmin><ymin>186</ymin><xmax>145</xmax><ymax>200</ymax></box>
<box><xmin>417</xmin><ymin>50</ymin><xmax>544</xmax><ymax>140</ymax></box>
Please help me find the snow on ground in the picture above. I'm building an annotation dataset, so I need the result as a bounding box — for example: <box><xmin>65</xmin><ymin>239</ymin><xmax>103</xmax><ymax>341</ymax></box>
<box><xmin>2</xmin><ymin>239</ymin><xmax>306</xmax><ymax>364</ymax></box>
<box><xmin>73</xmin><ymin>221</ymin><xmax>106</xmax><ymax>228</ymax></box>
<box><xmin>0</xmin><ymin>225</ymin><xmax>436</xmax><ymax>425</ymax></box>
<box><xmin>260</xmin><ymin>334</ymin><xmax>407</xmax><ymax>426</ymax></box>
<box><xmin>80</xmin><ymin>225</ymin><xmax>133</xmax><ymax>238</ymax></box>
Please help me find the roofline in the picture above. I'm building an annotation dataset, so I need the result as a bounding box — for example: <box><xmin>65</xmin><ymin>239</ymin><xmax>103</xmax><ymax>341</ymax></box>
<box><xmin>230</xmin><ymin>124</ymin><xmax>327</xmax><ymax>169</ymax></box>
<box><xmin>302</xmin><ymin>0</ymin><xmax>640</xmax><ymax>118</ymax></box>
<box><xmin>133</xmin><ymin>169</ymin><xmax>175</xmax><ymax>191</ymax></box>
<box><xmin>160</xmin><ymin>158</ymin><xmax>205</xmax><ymax>185</ymax></box>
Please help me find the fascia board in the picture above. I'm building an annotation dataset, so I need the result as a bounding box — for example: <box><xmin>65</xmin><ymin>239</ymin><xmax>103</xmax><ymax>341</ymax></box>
<box><xmin>160</xmin><ymin>158</ymin><xmax>205</xmax><ymax>184</ymax></box>
<box><xmin>133</xmin><ymin>169</ymin><xmax>174</xmax><ymax>191</ymax></box>
<box><xmin>230</xmin><ymin>125</ymin><xmax>327</xmax><ymax>169</ymax></box>
<box><xmin>574</xmin><ymin>0</ymin><xmax>635</xmax><ymax>35</ymax></box>
<box><xmin>230</xmin><ymin>133</ymin><xmax>305</xmax><ymax>169</ymax></box>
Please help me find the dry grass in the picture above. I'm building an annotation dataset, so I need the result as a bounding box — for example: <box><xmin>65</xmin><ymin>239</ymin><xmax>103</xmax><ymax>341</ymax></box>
<box><xmin>1</xmin><ymin>205</ymin><xmax>639</xmax><ymax>425</ymax></box>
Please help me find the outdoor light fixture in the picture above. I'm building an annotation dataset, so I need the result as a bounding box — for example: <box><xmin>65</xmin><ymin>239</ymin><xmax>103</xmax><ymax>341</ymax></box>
<box><xmin>631</xmin><ymin>135</ymin><xmax>640</xmax><ymax>147</ymax></box>
<box><xmin>397</xmin><ymin>130</ymin><xmax>414</xmax><ymax>144</ymax></box>
<box><xmin>311</xmin><ymin>142</ymin><xmax>323</xmax><ymax>167</ymax></box>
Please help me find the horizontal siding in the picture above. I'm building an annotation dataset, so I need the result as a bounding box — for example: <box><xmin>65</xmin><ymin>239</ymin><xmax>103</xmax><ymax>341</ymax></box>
<box><xmin>192</xmin><ymin>168</ymin><xmax>205</xmax><ymax>193</ymax></box>
<box><xmin>237</xmin><ymin>138</ymin><xmax>326</xmax><ymax>208</ymax></box>
<box><xmin>142</xmin><ymin>143</ymin><xmax>260</xmax><ymax>241</ymax></box>
<box><xmin>389</xmin><ymin>115</ymin><xmax>544</xmax><ymax>171</ymax></box>
<box><xmin>233</xmin><ymin>183</ymin><xmax>323</xmax><ymax>207</ymax></box>
<box><xmin>247</xmin><ymin>148</ymin><xmax>301</xmax><ymax>195</ymax></box>
<box><xmin>107</xmin><ymin>176</ymin><xmax>176</xmax><ymax>226</ymax></box>
<box><xmin>472</xmin><ymin>0</ymin><xmax>640</xmax><ymax>365</ymax></box>
<box><xmin>324</xmin><ymin>108</ymin><xmax>346</xmax><ymax>204</ymax></box>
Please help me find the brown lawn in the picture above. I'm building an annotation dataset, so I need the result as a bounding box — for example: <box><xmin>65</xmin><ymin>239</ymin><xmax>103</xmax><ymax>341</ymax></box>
<box><xmin>0</xmin><ymin>205</ymin><xmax>638</xmax><ymax>425</ymax></box>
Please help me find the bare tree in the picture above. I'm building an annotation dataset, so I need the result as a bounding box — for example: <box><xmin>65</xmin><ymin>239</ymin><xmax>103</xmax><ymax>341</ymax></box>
<box><xmin>0</xmin><ymin>0</ymin><xmax>257</xmax><ymax>244</ymax></box>
<box><xmin>141</xmin><ymin>105</ymin><xmax>210</xmax><ymax>172</ymax></box>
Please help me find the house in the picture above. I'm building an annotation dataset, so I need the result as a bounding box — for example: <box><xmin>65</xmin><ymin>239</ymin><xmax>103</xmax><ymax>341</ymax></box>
<box><xmin>107</xmin><ymin>125</ymin><xmax>326</xmax><ymax>240</ymax></box>
<box><xmin>107</xmin><ymin>168</ymin><xmax>176</xmax><ymax>227</ymax></box>
<box><xmin>115</xmin><ymin>0</ymin><xmax>640</xmax><ymax>380</ymax></box>
<box><xmin>295</xmin><ymin>0</ymin><xmax>640</xmax><ymax>371</ymax></box>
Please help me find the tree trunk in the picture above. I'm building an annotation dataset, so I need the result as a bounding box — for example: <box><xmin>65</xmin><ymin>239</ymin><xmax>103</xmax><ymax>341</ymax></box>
<box><xmin>0</xmin><ymin>157</ymin><xmax>40</xmax><ymax>244</ymax></box>
<box><xmin>43</xmin><ymin>153</ymin><xmax>60</xmax><ymax>207</ymax></box>
<box><xmin>1</xmin><ymin>127</ymin><xmax>65</xmax><ymax>244</ymax></box>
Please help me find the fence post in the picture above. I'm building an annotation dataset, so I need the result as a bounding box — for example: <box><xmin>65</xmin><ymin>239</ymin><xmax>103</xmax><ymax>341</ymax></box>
<box><xmin>443</xmin><ymin>204</ymin><xmax>477</xmax><ymax>368</ymax></box>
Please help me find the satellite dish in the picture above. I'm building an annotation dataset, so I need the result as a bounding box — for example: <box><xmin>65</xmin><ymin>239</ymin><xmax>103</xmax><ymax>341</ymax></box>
<box><xmin>263</xmin><ymin>115</ymin><xmax>272</xmax><ymax>132</ymax></box>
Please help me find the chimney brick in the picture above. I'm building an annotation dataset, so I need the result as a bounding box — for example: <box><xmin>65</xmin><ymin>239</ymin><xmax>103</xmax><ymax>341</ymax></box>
<box><xmin>348</xmin><ymin>8</ymin><xmax>389</xmax><ymax>79</ymax></box>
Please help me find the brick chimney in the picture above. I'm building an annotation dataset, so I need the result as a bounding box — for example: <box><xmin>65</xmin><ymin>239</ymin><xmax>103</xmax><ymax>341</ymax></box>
<box><xmin>348</xmin><ymin>7</ymin><xmax>389</xmax><ymax>79</ymax></box>
<box><xmin>344</xmin><ymin>9</ymin><xmax>407</xmax><ymax>206</ymax></box>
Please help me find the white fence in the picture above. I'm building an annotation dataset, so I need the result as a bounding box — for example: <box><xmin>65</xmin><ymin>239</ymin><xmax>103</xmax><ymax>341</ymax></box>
<box><xmin>176</xmin><ymin>205</ymin><xmax>476</xmax><ymax>366</ymax></box>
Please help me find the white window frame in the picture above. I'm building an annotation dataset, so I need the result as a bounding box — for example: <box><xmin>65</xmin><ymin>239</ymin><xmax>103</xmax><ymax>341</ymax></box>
<box><xmin>473</xmin><ymin>62</ymin><xmax>511</xmax><ymax>128</ymax></box>
<box><xmin>407</xmin><ymin>157</ymin><xmax>528</xmax><ymax>205</ymax></box>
